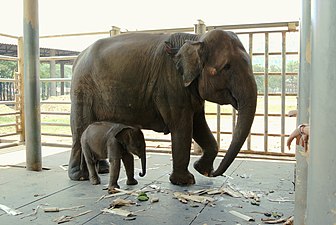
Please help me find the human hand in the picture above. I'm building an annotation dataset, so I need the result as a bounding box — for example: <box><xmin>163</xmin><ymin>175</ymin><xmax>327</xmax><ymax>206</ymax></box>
<box><xmin>287</xmin><ymin>124</ymin><xmax>309</xmax><ymax>151</ymax></box>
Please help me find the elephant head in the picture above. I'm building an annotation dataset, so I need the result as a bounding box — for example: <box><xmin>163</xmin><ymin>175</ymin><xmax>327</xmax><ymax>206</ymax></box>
<box><xmin>173</xmin><ymin>30</ymin><xmax>257</xmax><ymax>176</ymax></box>
<box><xmin>116</xmin><ymin>127</ymin><xmax>146</xmax><ymax>177</ymax></box>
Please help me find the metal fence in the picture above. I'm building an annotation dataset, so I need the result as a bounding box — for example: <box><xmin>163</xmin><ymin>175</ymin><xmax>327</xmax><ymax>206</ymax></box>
<box><xmin>0</xmin><ymin>33</ymin><xmax>22</xmax><ymax>148</ymax></box>
<box><xmin>0</xmin><ymin>21</ymin><xmax>299</xmax><ymax>159</ymax></box>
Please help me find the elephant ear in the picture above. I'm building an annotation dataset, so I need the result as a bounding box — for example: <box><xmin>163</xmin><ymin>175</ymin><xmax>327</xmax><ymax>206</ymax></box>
<box><xmin>175</xmin><ymin>41</ymin><xmax>203</xmax><ymax>87</ymax></box>
<box><xmin>115</xmin><ymin>125</ymin><xmax>132</xmax><ymax>145</ymax></box>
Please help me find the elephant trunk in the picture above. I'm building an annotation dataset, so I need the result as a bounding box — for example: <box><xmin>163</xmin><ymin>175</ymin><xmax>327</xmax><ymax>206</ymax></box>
<box><xmin>139</xmin><ymin>155</ymin><xmax>146</xmax><ymax>177</ymax></box>
<box><xmin>212</xmin><ymin>99</ymin><xmax>257</xmax><ymax>177</ymax></box>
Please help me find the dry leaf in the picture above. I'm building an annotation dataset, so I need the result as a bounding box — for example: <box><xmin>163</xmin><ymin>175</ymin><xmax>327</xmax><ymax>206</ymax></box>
<box><xmin>150</xmin><ymin>197</ymin><xmax>159</xmax><ymax>203</ymax></box>
<box><xmin>102</xmin><ymin>208</ymin><xmax>134</xmax><ymax>217</ymax></box>
<box><xmin>174</xmin><ymin>192</ymin><xmax>215</xmax><ymax>204</ymax></box>
<box><xmin>110</xmin><ymin>198</ymin><xmax>135</xmax><ymax>208</ymax></box>
<box><xmin>229</xmin><ymin>210</ymin><xmax>255</xmax><ymax>222</ymax></box>
<box><xmin>0</xmin><ymin>204</ymin><xmax>22</xmax><ymax>216</ymax></box>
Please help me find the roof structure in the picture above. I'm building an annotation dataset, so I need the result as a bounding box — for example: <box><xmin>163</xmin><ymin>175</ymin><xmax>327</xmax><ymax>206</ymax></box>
<box><xmin>0</xmin><ymin>42</ymin><xmax>79</xmax><ymax>62</ymax></box>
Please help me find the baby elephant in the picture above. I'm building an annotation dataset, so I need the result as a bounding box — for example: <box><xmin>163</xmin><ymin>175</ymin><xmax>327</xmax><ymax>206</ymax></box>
<box><xmin>81</xmin><ymin>121</ymin><xmax>146</xmax><ymax>193</ymax></box>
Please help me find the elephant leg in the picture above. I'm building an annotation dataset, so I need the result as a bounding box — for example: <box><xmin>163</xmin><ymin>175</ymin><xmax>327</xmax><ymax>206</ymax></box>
<box><xmin>108</xmin><ymin>159</ymin><xmax>121</xmax><ymax>193</ymax></box>
<box><xmin>192</xmin><ymin>110</ymin><xmax>218</xmax><ymax>177</ymax></box>
<box><xmin>69</xmin><ymin>93</ymin><xmax>100</xmax><ymax>180</ymax></box>
<box><xmin>169</xmin><ymin>116</ymin><xmax>195</xmax><ymax>185</ymax></box>
<box><xmin>69</xmin><ymin>137</ymin><xmax>88</xmax><ymax>180</ymax></box>
<box><xmin>97</xmin><ymin>160</ymin><xmax>109</xmax><ymax>174</ymax></box>
<box><xmin>121</xmin><ymin>152</ymin><xmax>138</xmax><ymax>185</ymax></box>
<box><xmin>68</xmin><ymin>95</ymin><xmax>90</xmax><ymax>181</ymax></box>
<box><xmin>81</xmin><ymin>143</ymin><xmax>100</xmax><ymax>185</ymax></box>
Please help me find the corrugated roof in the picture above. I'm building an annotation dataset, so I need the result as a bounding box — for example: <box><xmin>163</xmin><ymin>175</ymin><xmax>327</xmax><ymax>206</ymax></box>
<box><xmin>0</xmin><ymin>43</ymin><xmax>79</xmax><ymax>58</ymax></box>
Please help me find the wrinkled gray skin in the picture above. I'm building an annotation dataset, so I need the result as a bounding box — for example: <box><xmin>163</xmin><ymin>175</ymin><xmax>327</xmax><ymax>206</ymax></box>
<box><xmin>80</xmin><ymin>122</ymin><xmax>146</xmax><ymax>193</ymax></box>
<box><xmin>70</xmin><ymin>29</ymin><xmax>257</xmax><ymax>185</ymax></box>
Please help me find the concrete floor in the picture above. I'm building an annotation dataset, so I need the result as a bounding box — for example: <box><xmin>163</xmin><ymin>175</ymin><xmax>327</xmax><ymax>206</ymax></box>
<box><xmin>0</xmin><ymin>146</ymin><xmax>295</xmax><ymax>225</ymax></box>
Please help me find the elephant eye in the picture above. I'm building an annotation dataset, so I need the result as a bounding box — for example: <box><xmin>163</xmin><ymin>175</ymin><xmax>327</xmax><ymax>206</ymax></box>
<box><xmin>223</xmin><ymin>63</ymin><xmax>231</xmax><ymax>71</ymax></box>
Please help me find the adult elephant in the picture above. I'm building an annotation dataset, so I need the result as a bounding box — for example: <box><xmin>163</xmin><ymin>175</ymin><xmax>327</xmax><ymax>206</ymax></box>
<box><xmin>69</xmin><ymin>29</ymin><xmax>257</xmax><ymax>185</ymax></box>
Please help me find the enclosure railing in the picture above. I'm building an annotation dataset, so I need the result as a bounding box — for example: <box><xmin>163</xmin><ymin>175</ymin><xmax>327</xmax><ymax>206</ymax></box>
<box><xmin>0</xmin><ymin>21</ymin><xmax>299</xmax><ymax>160</ymax></box>
<box><xmin>37</xmin><ymin>32</ymin><xmax>109</xmax><ymax>147</ymax></box>
<box><xmin>0</xmin><ymin>33</ymin><xmax>22</xmax><ymax>148</ymax></box>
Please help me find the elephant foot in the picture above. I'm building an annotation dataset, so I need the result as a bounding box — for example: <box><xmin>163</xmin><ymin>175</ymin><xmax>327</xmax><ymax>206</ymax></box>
<box><xmin>108</xmin><ymin>184</ymin><xmax>120</xmax><ymax>194</ymax></box>
<box><xmin>89</xmin><ymin>175</ymin><xmax>101</xmax><ymax>185</ymax></box>
<box><xmin>68</xmin><ymin>167</ymin><xmax>89</xmax><ymax>181</ymax></box>
<box><xmin>126</xmin><ymin>178</ymin><xmax>138</xmax><ymax>186</ymax></box>
<box><xmin>98</xmin><ymin>160</ymin><xmax>109</xmax><ymax>174</ymax></box>
<box><xmin>169</xmin><ymin>170</ymin><xmax>195</xmax><ymax>185</ymax></box>
<box><xmin>193</xmin><ymin>159</ymin><xmax>214</xmax><ymax>177</ymax></box>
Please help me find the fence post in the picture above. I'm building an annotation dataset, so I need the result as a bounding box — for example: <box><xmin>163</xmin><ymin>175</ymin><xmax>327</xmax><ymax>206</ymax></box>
<box><xmin>23</xmin><ymin>0</ymin><xmax>42</xmax><ymax>171</ymax></box>
<box><xmin>193</xmin><ymin>20</ymin><xmax>207</xmax><ymax>155</ymax></box>
<box><xmin>264</xmin><ymin>33</ymin><xmax>269</xmax><ymax>152</ymax></box>
<box><xmin>194</xmin><ymin>19</ymin><xmax>206</xmax><ymax>34</ymax></box>
<box><xmin>50</xmin><ymin>49</ymin><xmax>56</xmax><ymax>96</ymax></box>
<box><xmin>17</xmin><ymin>37</ymin><xmax>25</xmax><ymax>143</ymax></box>
<box><xmin>60</xmin><ymin>62</ymin><xmax>65</xmax><ymax>95</ymax></box>
<box><xmin>110</xmin><ymin>26</ymin><xmax>120</xmax><ymax>36</ymax></box>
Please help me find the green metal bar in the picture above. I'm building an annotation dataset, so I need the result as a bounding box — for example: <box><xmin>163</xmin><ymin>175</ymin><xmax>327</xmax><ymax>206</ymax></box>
<box><xmin>307</xmin><ymin>0</ymin><xmax>336</xmax><ymax>224</ymax></box>
<box><xmin>216</xmin><ymin>104</ymin><xmax>221</xmax><ymax>149</ymax></box>
<box><xmin>60</xmin><ymin>62</ymin><xmax>65</xmax><ymax>95</ymax></box>
<box><xmin>281</xmin><ymin>32</ymin><xmax>286</xmax><ymax>153</ymax></box>
<box><xmin>23</xmin><ymin>0</ymin><xmax>42</xmax><ymax>171</ymax></box>
<box><xmin>264</xmin><ymin>33</ymin><xmax>269</xmax><ymax>152</ymax></box>
<box><xmin>247</xmin><ymin>33</ymin><xmax>253</xmax><ymax>151</ymax></box>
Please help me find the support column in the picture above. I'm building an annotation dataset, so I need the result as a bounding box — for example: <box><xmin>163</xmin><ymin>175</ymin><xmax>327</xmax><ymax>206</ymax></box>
<box><xmin>295</xmin><ymin>0</ymin><xmax>311</xmax><ymax>224</ymax></box>
<box><xmin>23</xmin><ymin>0</ymin><xmax>42</xmax><ymax>171</ymax></box>
<box><xmin>306</xmin><ymin>0</ymin><xmax>336</xmax><ymax>224</ymax></box>
<box><xmin>49</xmin><ymin>49</ymin><xmax>56</xmax><ymax>96</ymax></box>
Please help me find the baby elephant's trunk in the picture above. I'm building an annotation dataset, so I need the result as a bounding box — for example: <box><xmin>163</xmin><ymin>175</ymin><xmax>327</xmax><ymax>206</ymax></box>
<box><xmin>139</xmin><ymin>156</ymin><xmax>146</xmax><ymax>177</ymax></box>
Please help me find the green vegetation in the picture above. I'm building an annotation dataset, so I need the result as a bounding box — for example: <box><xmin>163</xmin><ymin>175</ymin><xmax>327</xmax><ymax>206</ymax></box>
<box><xmin>0</xmin><ymin>61</ymin><xmax>17</xmax><ymax>78</ymax></box>
<box><xmin>41</xmin><ymin>114</ymin><xmax>71</xmax><ymax>135</ymax></box>
<box><xmin>0</xmin><ymin>61</ymin><xmax>18</xmax><ymax>101</ymax></box>
<box><xmin>253</xmin><ymin>60</ymin><xmax>299</xmax><ymax>94</ymax></box>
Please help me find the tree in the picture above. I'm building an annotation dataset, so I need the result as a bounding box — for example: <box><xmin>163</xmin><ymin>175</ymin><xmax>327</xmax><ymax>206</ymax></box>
<box><xmin>0</xmin><ymin>61</ymin><xmax>17</xmax><ymax>101</ymax></box>
<box><xmin>253</xmin><ymin>61</ymin><xmax>299</xmax><ymax>94</ymax></box>
<box><xmin>253</xmin><ymin>64</ymin><xmax>264</xmax><ymax>93</ymax></box>
<box><xmin>0</xmin><ymin>61</ymin><xmax>17</xmax><ymax>78</ymax></box>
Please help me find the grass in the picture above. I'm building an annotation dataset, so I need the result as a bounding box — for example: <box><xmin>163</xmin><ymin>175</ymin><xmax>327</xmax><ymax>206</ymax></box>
<box><xmin>41</xmin><ymin>115</ymin><xmax>71</xmax><ymax>135</ymax></box>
